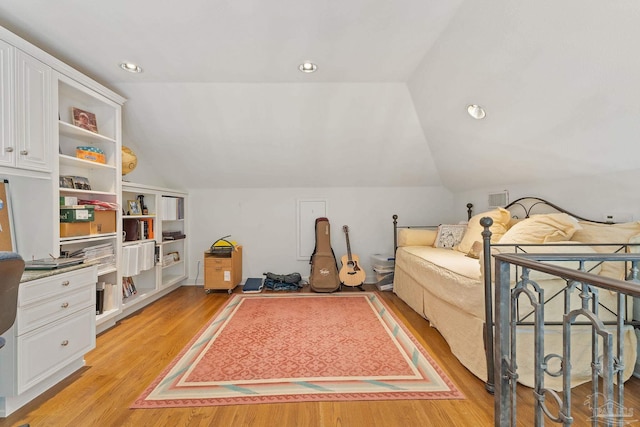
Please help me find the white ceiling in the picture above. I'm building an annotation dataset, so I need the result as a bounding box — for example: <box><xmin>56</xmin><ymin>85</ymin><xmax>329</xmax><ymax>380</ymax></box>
<box><xmin>1</xmin><ymin>0</ymin><xmax>639</xmax><ymax>191</ymax></box>
<box><xmin>0</xmin><ymin>0</ymin><xmax>462</xmax><ymax>84</ymax></box>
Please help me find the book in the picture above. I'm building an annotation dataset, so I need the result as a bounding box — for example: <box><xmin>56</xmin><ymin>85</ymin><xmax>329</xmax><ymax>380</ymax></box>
<box><xmin>242</xmin><ymin>278</ymin><xmax>264</xmax><ymax>293</ymax></box>
<box><xmin>25</xmin><ymin>256</ymin><xmax>84</xmax><ymax>270</ymax></box>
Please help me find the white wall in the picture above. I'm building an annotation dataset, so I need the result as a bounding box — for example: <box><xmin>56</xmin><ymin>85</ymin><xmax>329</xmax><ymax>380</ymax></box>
<box><xmin>115</xmin><ymin>83</ymin><xmax>442</xmax><ymax>190</ymax></box>
<box><xmin>453</xmin><ymin>168</ymin><xmax>640</xmax><ymax>222</ymax></box>
<box><xmin>187</xmin><ymin>186</ymin><xmax>455</xmax><ymax>285</ymax></box>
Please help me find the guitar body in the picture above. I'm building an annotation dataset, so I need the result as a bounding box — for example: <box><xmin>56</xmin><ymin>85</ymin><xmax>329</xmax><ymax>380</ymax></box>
<box><xmin>339</xmin><ymin>225</ymin><xmax>366</xmax><ymax>287</ymax></box>
<box><xmin>339</xmin><ymin>253</ymin><xmax>366</xmax><ymax>286</ymax></box>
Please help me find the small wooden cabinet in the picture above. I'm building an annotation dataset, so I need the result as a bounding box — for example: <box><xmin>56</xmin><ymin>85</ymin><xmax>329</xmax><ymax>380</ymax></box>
<box><xmin>204</xmin><ymin>246</ymin><xmax>242</xmax><ymax>294</ymax></box>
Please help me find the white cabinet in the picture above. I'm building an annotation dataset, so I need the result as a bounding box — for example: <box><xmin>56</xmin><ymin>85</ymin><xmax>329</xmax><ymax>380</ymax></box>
<box><xmin>0</xmin><ymin>42</ymin><xmax>51</xmax><ymax>172</ymax></box>
<box><xmin>15</xmin><ymin>49</ymin><xmax>51</xmax><ymax>171</ymax></box>
<box><xmin>0</xmin><ymin>266</ymin><xmax>97</xmax><ymax>416</ymax></box>
<box><xmin>0</xmin><ymin>40</ymin><xmax>12</xmax><ymax>167</ymax></box>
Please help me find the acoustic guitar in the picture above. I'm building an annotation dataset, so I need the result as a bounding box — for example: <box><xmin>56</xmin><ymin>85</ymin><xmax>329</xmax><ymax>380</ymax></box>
<box><xmin>339</xmin><ymin>225</ymin><xmax>366</xmax><ymax>287</ymax></box>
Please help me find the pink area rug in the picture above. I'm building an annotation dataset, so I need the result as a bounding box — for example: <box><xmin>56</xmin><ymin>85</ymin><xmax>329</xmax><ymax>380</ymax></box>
<box><xmin>132</xmin><ymin>293</ymin><xmax>463</xmax><ymax>408</ymax></box>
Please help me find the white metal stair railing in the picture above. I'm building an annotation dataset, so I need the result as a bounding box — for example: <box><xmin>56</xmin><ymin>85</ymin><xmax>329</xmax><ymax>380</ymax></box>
<box><xmin>493</xmin><ymin>252</ymin><xmax>640</xmax><ymax>427</ymax></box>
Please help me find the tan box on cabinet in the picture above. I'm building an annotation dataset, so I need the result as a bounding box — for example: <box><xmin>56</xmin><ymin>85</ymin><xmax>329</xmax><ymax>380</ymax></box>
<box><xmin>60</xmin><ymin>221</ymin><xmax>91</xmax><ymax>237</ymax></box>
<box><xmin>204</xmin><ymin>246</ymin><xmax>242</xmax><ymax>292</ymax></box>
<box><xmin>91</xmin><ymin>210</ymin><xmax>116</xmax><ymax>234</ymax></box>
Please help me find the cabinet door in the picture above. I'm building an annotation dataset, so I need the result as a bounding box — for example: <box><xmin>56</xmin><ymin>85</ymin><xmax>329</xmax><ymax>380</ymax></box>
<box><xmin>15</xmin><ymin>50</ymin><xmax>51</xmax><ymax>172</ymax></box>
<box><xmin>0</xmin><ymin>40</ymin><xmax>13</xmax><ymax>167</ymax></box>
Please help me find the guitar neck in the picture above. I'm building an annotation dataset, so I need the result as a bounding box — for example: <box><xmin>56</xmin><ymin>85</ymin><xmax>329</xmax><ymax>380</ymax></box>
<box><xmin>345</xmin><ymin>231</ymin><xmax>353</xmax><ymax>262</ymax></box>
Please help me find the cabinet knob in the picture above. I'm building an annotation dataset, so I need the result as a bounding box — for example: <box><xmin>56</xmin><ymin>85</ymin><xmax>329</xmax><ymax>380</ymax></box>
<box><xmin>19</xmin><ymin>149</ymin><xmax>28</xmax><ymax>155</ymax></box>
<box><xmin>61</xmin><ymin>340</ymin><xmax>69</xmax><ymax>346</ymax></box>
<box><xmin>5</xmin><ymin>147</ymin><xmax>13</xmax><ymax>153</ymax></box>
<box><xmin>61</xmin><ymin>280</ymin><xmax>70</xmax><ymax>286</ymax></box>
<box><xmin>61</xmin><ymin>302</ymin><xmax>69</xmax><ymax>308</ymax></box>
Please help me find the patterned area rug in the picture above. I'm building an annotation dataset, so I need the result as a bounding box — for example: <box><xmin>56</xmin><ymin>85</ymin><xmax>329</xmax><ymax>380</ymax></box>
<box><xmin>132</xmin><ymin>292</ymin><xmax>463</xmax><ymax>408</ymax></box>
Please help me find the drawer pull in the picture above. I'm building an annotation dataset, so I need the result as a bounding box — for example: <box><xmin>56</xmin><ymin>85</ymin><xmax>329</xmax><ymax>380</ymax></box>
<box><xmin>61</xmin><ymin>302</ymin><xmax>69</xmax><ymax>308</ymax></box>
<box><xmin>61</xmin><ymin>280</ymin><xmax>70</xmax><ymax>287</ymax></box>
<box><xmin>5</xmin><ymin>147</ymin><xmax>13</xmax><ymax>153</ymax></box>
<box><xmin>61</xmin><ymin>340</ymin><xmax>69</xmax><ymax>346</ymax></box>
<box><xmin>19</xmin><ymin>149</ymin><xmax>28</xmax><ymax>155</ymax></box>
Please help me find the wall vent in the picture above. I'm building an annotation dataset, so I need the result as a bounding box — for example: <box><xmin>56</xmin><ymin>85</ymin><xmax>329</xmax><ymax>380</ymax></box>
<box><xmin>488</xmin><ymin>191</ymin><xmax>509</xmax><ymax>208</ymax></box>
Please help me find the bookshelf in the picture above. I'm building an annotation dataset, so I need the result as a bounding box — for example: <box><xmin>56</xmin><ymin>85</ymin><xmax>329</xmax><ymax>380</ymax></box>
<box><xmin>120</xmin><ymin>182</ymin><xmax>188</xmax><ymax>317</ymax></box>
<box><xmin>55</xmin><ymin>71</ymin><xmax>123</xmax><ymax>330</ymax></box>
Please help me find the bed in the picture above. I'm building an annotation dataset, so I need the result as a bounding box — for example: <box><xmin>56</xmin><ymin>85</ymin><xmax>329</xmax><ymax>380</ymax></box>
<box><xmin>392</xmin><ymin>197</ymin><xmax>639</xmax><ymax>391</ymax></box>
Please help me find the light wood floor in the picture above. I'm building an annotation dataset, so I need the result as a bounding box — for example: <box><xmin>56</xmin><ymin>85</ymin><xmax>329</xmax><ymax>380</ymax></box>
<box><xmin>1</xmin><ymin>285</ymin><xmax>638</xmax><ymax>427</ymax></box>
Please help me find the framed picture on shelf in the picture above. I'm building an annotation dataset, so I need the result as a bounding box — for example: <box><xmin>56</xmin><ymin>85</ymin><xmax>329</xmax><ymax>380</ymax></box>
<box><xmin>59</xmin><ymin>175</ymin><xmax>75</xmax><ymax>189</ymax></box>
<box><xmin>73</xmin><ymin>176</ymin><xmax>91</xmax><ymax>190</ymax></box>
<box><xmin>71</xmin><ymin>107</ymin><xmax>98</xmax><ymax>133</ymax></box>
<box><xmin>127</xmin><ymin>200</ymin><xmax>141</xmax><ymax>215</ymax></box>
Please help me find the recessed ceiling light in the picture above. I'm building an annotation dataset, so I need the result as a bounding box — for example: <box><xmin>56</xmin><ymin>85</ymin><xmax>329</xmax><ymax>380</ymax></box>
<box><xmin>119</xmin><ymin>62</ymin><xmax>143</xmax><ymax>73</ymax></box>
<box><xmin>298</xmin><ymin>61</ymin><xmax>317</xmax><ymax>73</ymax></box>
<box><xmin>467</xmin><ymin>104</ymin><xmax>486</xmax><ymax>120</ymax></box>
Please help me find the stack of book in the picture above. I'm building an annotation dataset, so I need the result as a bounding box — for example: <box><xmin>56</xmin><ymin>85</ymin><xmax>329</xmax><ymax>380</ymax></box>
<box><xmin>161</xmin><ymin>196</ymin><xmax>184</xmax><ymax>220</ymax></box>
<box><xmin>122</xmin><ymin>277</ymin><xmax>137</xmax><ymax>298</ymax></box>
<box><xmin>69</xmin><ymin>242</ymin><xmax>115</xmax><ymax>273</ymax></box>
<box><xmin>162</xmin><ymin>230</ymin><xmax>186</xmax><ymax>241</ymax></box>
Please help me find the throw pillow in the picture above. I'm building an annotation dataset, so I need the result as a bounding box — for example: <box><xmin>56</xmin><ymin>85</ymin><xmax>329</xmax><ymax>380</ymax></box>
<box><xmin>466</xmin><ymin>240</ymin><xmax>483</xmax><ymax>259</ymax></box>
<box><xmin>572</xmin><ymin>221</ymin><xmax>640</xmax><ymax>279</ymax></box>
<box><xmin>456</xmin><ymin>207</ymin><xmax>511</xmax><ymax>254</ymax></box>
<box><xmin>498</xmin><ymin>213</ymin><xmax>580</xmax><ymax>244</ymax></box>
<box><xmin>397</xmin><ymin>228</ymin><xmax>437</xmax><ymax>247</ymax></box>
<box><xmin>434</xmin><ymin>224</ymin><xmax>467</xmax><ymax>249</ymax></box>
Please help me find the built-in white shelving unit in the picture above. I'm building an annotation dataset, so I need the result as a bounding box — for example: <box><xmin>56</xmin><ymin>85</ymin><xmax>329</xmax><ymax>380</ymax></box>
<box><xmin>55</xmin><ymin>72</ymin><xmax>123</xmax><ymax>331</ymax></box>
<box><xmin>120</xmin><ymin>182</ymin><xmax>188</xmax><ymax>321</ymax></box>
<box><xmin>0</xmin><ymin>24</ymin><xmax>127</xmax><ymax>417</ymax></box>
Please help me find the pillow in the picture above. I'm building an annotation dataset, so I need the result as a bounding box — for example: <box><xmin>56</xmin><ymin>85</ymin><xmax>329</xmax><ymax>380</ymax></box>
<box><xmin>455</xmin><ymin>208</ymin><xmax>511</xmax><ymax>254</ymax></box>
<box><xmin>498</xmin><ymin>213</ymin><xmax>580</xmax><ymax>244</ymax></box>
<box><xmin>466</xmin><ymin>240</ymin><xmax>483</xmax><ymax>259</ymax></box>
<box><xmin>572</xmin><ymin>221</ymin><xmax>640</xmax><ymax>279</ymax></box>
<box><xmin>397</xmin><ymin>228</ymin><xmax>437</xmax><ymax>247</ymax></box>
<box><xmin>434</xmin><ymin>224</ymin><xmax>467</xmax><ymax>249</ymax></box>
<box><xmin>572</xmin><ymin>221</ymin><xmax>640</xmax><ymax>245</ymax></box>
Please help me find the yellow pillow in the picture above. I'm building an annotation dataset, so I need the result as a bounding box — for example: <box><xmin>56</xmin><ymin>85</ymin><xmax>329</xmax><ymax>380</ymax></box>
<box><xmin>456</xmin><ymin>208</ymin><xmax>511</xmax><ymax>254</ymax></box>
<box><xmin>572</xmin><ymin>221</ymin><xmax>640</xmax><ymax>279</ymax></box>
<box><xmin>498</xmin><ymin>213</ymin><xmax>579</xmax><ymax>244</ymax></box>
<box><xmin>572</xmin><ymin>221</ymin><xmax>640</xmax><ymax>245</ymax></box>
<box><xmin>397</xmin><ymin>228</ymin><xmax>437</xmax><ymax>247</ymax></box>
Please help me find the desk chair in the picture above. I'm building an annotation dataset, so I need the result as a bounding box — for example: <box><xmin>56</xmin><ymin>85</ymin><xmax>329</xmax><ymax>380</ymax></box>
<box><xmin>0</xmin><ymin>252</ymin><xmax>29</xmax><ymax>426</ymax></box>
<box><xmin>0</xmin><ymin>252</ymin><xmax>24</xmax><ymax>349</ymax></box>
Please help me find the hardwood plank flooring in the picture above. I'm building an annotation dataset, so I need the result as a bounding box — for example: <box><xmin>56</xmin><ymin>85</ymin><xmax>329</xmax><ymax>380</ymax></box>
<box><xmin>0</xmin><ymin>285</ymin><xmax>638</xmax><ymax>426</ymax></box>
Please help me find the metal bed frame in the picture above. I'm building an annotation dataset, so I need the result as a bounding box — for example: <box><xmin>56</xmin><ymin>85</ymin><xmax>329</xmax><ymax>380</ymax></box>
<box><xmin>393</xmin><ymin>197</ymin><xmax>640</xmax><ymax>395</ymax></box>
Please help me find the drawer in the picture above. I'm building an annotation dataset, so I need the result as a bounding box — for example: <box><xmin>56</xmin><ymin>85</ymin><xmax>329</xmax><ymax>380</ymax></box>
<box><xmin>206</xmin><ymin>257</ymin><xmax>232</xmax><ymax>268</ymax></box>
<box><xmin>19</xmin><ymin>266</ymin><xmax>97</xmax><ymax>306</ymax></box>
<box><xmin>17</xmin><ymin>306</ymin><xmax>96</xmax><ymax>394</ymax></box>
<box><xmin>17</xmin><ymin>284</ymin><xmax>94</xmax><ymax>334</ymax></box>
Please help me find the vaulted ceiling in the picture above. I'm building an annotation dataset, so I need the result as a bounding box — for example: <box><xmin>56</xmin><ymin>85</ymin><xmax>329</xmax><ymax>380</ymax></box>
<box><xmin>1</xmin><ymin>0</ymin><xmax>638</xmax><ymax>191</ymax></box>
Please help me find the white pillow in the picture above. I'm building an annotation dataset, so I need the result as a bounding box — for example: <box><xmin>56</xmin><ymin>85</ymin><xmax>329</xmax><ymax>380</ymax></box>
<box><xmin>434</xmin><ymin>224</ymin><xmax>467</xmax><ymax>249</ymax></box>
